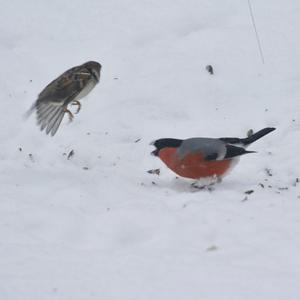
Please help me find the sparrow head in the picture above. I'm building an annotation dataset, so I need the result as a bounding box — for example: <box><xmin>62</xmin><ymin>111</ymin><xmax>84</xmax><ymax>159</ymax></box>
<box><xmin>150</xmin><ymin>138</ymin><xmax>183</xmax><ymax>156</ymax></box>
<box><xmin>83</xmin><ymin>61</ymin><xmax>101</xmax><ymax>82</ymax></box>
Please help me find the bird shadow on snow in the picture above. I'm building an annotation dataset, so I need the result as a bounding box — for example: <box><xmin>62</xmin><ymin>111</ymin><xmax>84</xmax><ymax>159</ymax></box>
<box><xmin>151</xmin><ymin>175</ymin><xmax>248</xmax><ymax>194</ymax></box>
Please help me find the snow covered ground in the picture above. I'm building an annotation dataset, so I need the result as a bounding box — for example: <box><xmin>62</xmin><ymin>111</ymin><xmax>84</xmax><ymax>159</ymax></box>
<box><xmin>1</xmin><ymin>0</ymin><xmax>300</xmax><ymax>299</ymax></box>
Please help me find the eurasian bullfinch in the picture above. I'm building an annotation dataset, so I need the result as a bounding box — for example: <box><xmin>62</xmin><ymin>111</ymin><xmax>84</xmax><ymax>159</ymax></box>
<box><xmin>151</xmin><ymin>127</ymin><xmax>275</xmax><ymax>181</ymax></box>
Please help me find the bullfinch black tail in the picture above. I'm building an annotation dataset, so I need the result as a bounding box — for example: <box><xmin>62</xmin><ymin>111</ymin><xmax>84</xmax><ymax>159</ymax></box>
<box><xmin>220</xmin><ymin>127</ymin><xmax>276</xmax><ymax>146</ymax></box>
<box><xmin>241</xmin><ymin>127</ymin><xmax>276</xmax><ymax>145</ymax></box>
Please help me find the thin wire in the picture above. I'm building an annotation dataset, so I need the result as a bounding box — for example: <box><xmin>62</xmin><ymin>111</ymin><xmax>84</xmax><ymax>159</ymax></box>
<box><xmin>247</xmin><ymin>0</ymin><xmax>265</xmax><ymax>64</ymax></box>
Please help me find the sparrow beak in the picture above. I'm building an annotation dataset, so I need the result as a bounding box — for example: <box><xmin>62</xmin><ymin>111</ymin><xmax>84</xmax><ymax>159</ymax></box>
<box><xmin>89</xmin><ymin>69</ymin><xmax>100</xmax><ymax>82</ymax></box>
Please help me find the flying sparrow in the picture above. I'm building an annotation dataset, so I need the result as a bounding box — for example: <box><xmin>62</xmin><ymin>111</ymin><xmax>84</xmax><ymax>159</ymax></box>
<box><xmin>27</xmin><ymin>61</ymin><xmax>101</xmax><ymax>136</ymax></box>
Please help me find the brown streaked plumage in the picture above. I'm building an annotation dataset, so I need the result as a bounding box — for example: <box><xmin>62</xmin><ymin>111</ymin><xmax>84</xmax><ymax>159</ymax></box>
<box><xmin>27</xmin><ymin>61</ymin><xmax>101</xmax><ymax>136</ymax></box>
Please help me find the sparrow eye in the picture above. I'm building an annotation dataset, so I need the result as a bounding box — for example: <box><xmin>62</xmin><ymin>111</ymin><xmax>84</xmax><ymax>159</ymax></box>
<box><xmin>89</xmin><ymin>68</ymin><xmax>99</xmax><ymax>81</ymax></box>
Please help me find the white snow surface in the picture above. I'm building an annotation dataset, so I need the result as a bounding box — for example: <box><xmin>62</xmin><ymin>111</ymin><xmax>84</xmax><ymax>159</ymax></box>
<box><xmin>1</xmin><ymin>0</ymin><xmax>300</xmax><ymax>299</ymax></box>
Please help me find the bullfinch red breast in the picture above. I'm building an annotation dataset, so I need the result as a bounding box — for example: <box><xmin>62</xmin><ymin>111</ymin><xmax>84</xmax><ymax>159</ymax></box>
<box><xmin>151</xmin><ymin>127</ymin><xmax>275</xmax><ymax>181</ymax></box>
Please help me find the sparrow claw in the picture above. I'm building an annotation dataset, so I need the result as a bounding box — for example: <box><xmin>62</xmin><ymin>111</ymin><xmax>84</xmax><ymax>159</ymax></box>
<box><xmin>64</xmin><ymin>108</ymin><xmax>74</xmax><ymax>122</ymax></box>
<box><xmin>71</xmin><ymin>100</ymin><xmax>81</xmax><ymax>114</ymax></box>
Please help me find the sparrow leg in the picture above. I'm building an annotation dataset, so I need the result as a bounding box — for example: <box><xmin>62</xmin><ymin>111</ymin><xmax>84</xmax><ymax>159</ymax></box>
<box><xmin>71</xmin><ymin>100</ymin><xmax>82</xmax><ymax>114</ymax></box>
<box><xmin>64</xmin><ymin>108</ymin><xmax>74</xmax><ymax>122</ymax></box>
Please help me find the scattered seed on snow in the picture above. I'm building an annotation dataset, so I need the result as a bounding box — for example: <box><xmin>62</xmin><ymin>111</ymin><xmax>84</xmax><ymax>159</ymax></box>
<box><xmin>278</xmin><ymin>187</ymin><xmax>288</xmax><ymax>191</ymax></box>
<box><xmin>67</xmin><ymin>150</ymin><xmax>75</xmax><ymax>160</ymax></box>
<box><xmin>242</xmin><ymin>196</ymin><xmax>248</xmax><ymax>202</ymax></box>
<box><xmin>265</xmin><ymin>168</ymin><xmax>273</xmax><ymax>176</ymax></box>
<box><xmin>206</xmin><ymin>245</ymin><xmax>218</xmax><ymax>252</ymax></box>
<box><xmin>147</xmin><ymin>169</ymin><xmax>160</xmax><ymax>175</ymax></box>
<box><xmin>245</xmin><ymin>190</ymin><xmax>254</xmax><ymax>195</ymax></box>
<box><xmin>247</xmin><ymin>129</ymin><xmax>254</xmax><ymax>137</ymax></box>
<box><xmin>205</xmin><ymin>65</ymin><xmax>214</xmax><ymax>75</ymax></box>
<box><xmin>293</xmin><ymin>178</ymin><xmax>299</xmax><ymax>186</ymax></box>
